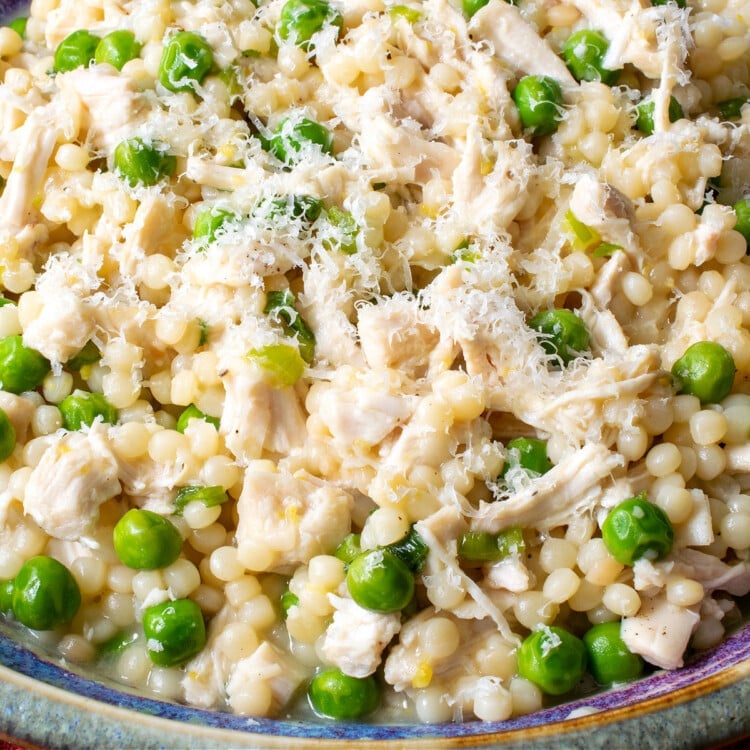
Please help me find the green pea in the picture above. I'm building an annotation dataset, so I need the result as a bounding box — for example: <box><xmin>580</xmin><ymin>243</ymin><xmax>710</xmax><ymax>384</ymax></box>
<box><xmin>512</xmin><ymin>75</ymin><xmax>564</xmax><ymax>137</ymax></box>
<box><xmin>12</xmin><ymin>556</ymin><xmax>81</xmax><ymax>631</ymax></box>
<box><xmin>601</xmin><ymin>494</ymin><xmax>674</xmax><ymax>566</ymax></box>
<box><xmin>97</xmin><ymin>629</ymin><xmax>139</xmax><ymax>658</ymax></box>
<box><xmin>0</xmin><ymin>297</ymin><xmax>12</xmax><ymax>307</ymax></box>
<box><xmin>142</xmin><ymin>598</ymin><xmax>206</xmax><ymax>667</ymax></box>
<box><xmin>94</xmin><ymin>30</ymin><xmax>142</xmax><ymax>70</ymax></box>
<box><xmin>458</xmin><ymin>526</ymin><xmax>524</xmax><ymax>562</ymax></box>
<box><xmin>114</xmin><ymin>138</ymin><xmax>176</xmax><ymax>187</ymax></box>
<box><xmin>113</xmin><ymin>508</ymin><xmax>183</xmax><ymax>570</ymax></box>
<box><xmin>277</xmin><ymin>0</ymin><xmax>343</xmax><ymax>50</ymax></box>
<box><xmin>529</xmin><ymin>308</ymin><xmax>590</xmax><ymax>365</ymax></box>
<box><xmin>346</xmin><ymin>549</ymin><xmax>414</xmax><ymax>613</ymax></box>
<box><xmin>718</xmin><ymin>97</ymin><xmax>748</xmax><ymax>121</ymax></box>
<box><xmin>174</xmin><ymin>485</ymin><xmax>228</xmax><ymax>513</ymax></box>
<box><xmin>246</xmin><ymin>343</ymin><xmax>306</xmax><ymax>387</ymax></box>
<box><xmin>266</xmin><ymin>117</ymin><xmax>334</xmax><ymax>166</ymax></box>
<box><xmin>158</xmin><ymin>31</ymin><xmax>214</xmax><ymax>93</ymax></box>
<box><xmin>518</xmin><ymin>626</ymin><xmax>587</xmax><ymax>695</ymax></box>
<box><xmin>334</xmin><ymin>533</ymin><xmax>362</xmax><ymax>565</ymax></box>
<box><xmin>66</xmin><ymin>340</ymin><xmax>101</xmax><ymax>371</ymax></box>
<box><xmin>280</xmin><ymin>588</ymin><xmax>299</xmax><ymax>619</ymax></box>
<box><xmin>635</xmin><ymin>95</ymin><xmax>684</xmax><ymax>135</ymax></box>
<box><xmin>0</xmin><ymin>407</ymin><xmax>15</xmax><ymax>462</ymax></box>
<box><xmin>503</xmin><ymin>437</ymin><xmax>553</xmax><ymax>477</ymax></box>
<box><xmin>462</xmin><ymin>0</ymin><xmax>490</xmax><ymax>16</ymax></box>
<box><xmin>308</xmin><ymin>668</ymin><xmax>380</xmax><ymax>719</ymax></box>
<box><xmin>583</xmin><ymin>621</ymin><xmax>644</xmax><ymax>685</ymax></box>
<box><xmin>322</xmin><ymin>206</ymin><xmax>359</xmax><ymax>254</ymax></box>
<box><xmin>384</xmin><ymin>525</ymin><xmax>429</xmax><ymax>574</ymax></box>
<box><xmin>192</xmin><ymin>206</ymin><xmax>238</xmax><ymax>245</ymax></box>
<box><xmin>0</xmin><ymin>579</ymin><xmax>14</xmax><ymax>614</ymax></box>
<box><xmin>561</xmin><ymin>30</ymin><xmax>621</xmax><ymax>86</ymax></box>
<box><xmin>54</xmin><ymin>30</ymin><xmax>101</xmax><ymax>73</ymax></box>
<box><xmin>0</xmin><ymin>335</ymin><xmax>50</xmax><ymax>394</ymax></box>
<box><xmin>8</xmin><ymin>17</ymin><xmax>27</xmax><ymax>38</ymax></box>
<box><xmin>651</xmin><ymin>0</ymin><xmax>685</xmax><ymax>6</ymax></box>
<box><xmin>264</xmin><ymin>290</ymin><xmax>316</xmax><ymax>364</ymax></box>
<box><xmin>175</xmin><ymin>404</ymin><xmax>220</xmax><ymax>434</ymax></box>
<box><xmin>732</xmin><ymin>197</ymin><xmax>750</xmax><ymax>246</ymax></box>
<box><xmin>59</xmin><ymin>391</ymin><xmax>118</xmax><ymax>431</ymax></box>
<box><xmin>671</xmin><ymin>340</ymin><xmax>736</xmax><ymax>404</ymax></box>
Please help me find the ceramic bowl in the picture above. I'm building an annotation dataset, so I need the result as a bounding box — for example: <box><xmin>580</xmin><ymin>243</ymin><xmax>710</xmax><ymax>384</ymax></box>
<box><xmin>0</xmin><ymin>0</ymin><xmax>748</xmax><ymax>746</ymax></box>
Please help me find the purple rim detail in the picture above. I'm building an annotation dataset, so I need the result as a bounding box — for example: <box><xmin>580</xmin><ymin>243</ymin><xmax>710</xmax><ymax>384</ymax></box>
<box><xmin>0</xmin><ymin>620</ymin><xmax>748</xmax><ymax>741</ymax></box>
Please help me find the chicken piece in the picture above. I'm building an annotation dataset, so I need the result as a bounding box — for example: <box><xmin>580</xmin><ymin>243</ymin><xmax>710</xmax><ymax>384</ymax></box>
<box><xmin>671</xmin><ymin>549</ymin><xmax>750</xmax><ymax>597</ymax></box>
<box><xmin>475</xmin><ymin>443</ymin><xmax>624</xmax><ymax>532</ymax></box>
<box><xmin>319</xmin><ymin>595</ymin><xmax>402</xmax><ymax>678</ymax></box>
<box><xmin>313</xmin><ymin>382</ymin><xmax>413</xmax><ymax>447</ymax></box>
<box><xmin>226</xmin><ymin>642</ymin><xmax>307</xmax><ymax>715</ymax></box>
<box><xmin>0</xmin><ymin>392</ymin><xmax>34</xmax><ymax>445</ymax></box>
<box><xmin>23</xmin><ymin>426</ymin><xmax>121</xmax><ymax>540</ymax></box>
<box><xmin>236</xmin><ymin>464</ymin><xmax>352</xmax><ymax>573</ymax></box>
<box><xmin>451</xmin><ymin>126</ymin><xmax>536</xmax><ymax>235</ymax></box>
<box><xmin>621</xmin><ymin>595</ymin><xmax>699</xmax><ymax>669</ymax></box>
<box><xmin>22</xmin><ymin>289</ymin><xmax>93</xmax><ymax>364</ymax></box>
<box><xmin>56</xmin><ymin>68</ymin><xmax>146</xmax><ymax>151</ymax></box>
<box><xmin>358</xmin><ymin>115</ymin><xmax>461</xmax><ymax>184</ymax></box>
<box><xmin>0</xmin><ymin>113</ymin><xmax>58</xmax><ymax>232</ymax></box>
<box><xmin>484</xmin><ymin>556</ymin><xmax>531</xmax><ymax>593</ymax></box>
<box><xmin>470</xmin><ymin>1</ymin><xmax>576</xmax><ymax>87</ymax></box>
<box><xmin>357</xmin><ymin>297</ymin><xmax>439</xmax><ymax>378</ymax></box>
<box><xmin>220</xmin><ymin>364</ymin><xmax>306</xmax><ymax>465</ymax></box>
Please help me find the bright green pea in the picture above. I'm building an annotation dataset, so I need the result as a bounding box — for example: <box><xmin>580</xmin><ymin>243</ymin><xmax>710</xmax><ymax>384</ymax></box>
<box><xmin>66</xmin><ymin>340</ymin><xmax>101</xmax><ymax>371</ymax></box>
<box><xmin>561</xmin><ymin>30</ymin><xmax>621</xmax><ymax>86</ymax></box>
<box><xmin>671</xmin><ymin>341</ymin><xmax>736</xmax><ymax>404</ymax></box>
<box><xmin>0</xmin><ymin>298</ymin><xmax>12</xmax><ymax>307</ymax></box>
<box><xmin>142</xmin><ymin>598</ymin><xmax>206</xmax><ymax>667</ymax></box>
<box><xmin>334</xmin><ymin>533</ymin><xmax>362</xmax><ymax>566</ymax></box>
<box><xmin>346</xmin><ymin>549</ymin><xmax>414</xmax><ymax>613</ymax></box>
<box><xmin>0</xmin><ymin>407</ymin><xmax>15</xmax><ymax>462</ymax></box>
<box><xmin>113</xmin><ymin>509</ymin><xmax>183</xmax><ymax>570</ymax></box>
<box><xmin>277</xmin><ymin>0</ymin><xmax>343</xmax><ymax>50</ymax></box>
<box><xmin>384</xmin><ymin>525</ymin><xmax>429</xmax><ymax>574</ymax></box>
<box><xmin>462</xmin><ymin>0</ymin><xmax>490</xmax><ymax>16</ymax></box>
<box><xmin>635</xmin><ymin>95</ymin><xmax>684</xmax><ymax>135</ymax></box>
<box><xmin>322</xmin><ymin>206</ymin><xmax>359</xmax><ymax>254</ymax></box>
<box><xmin>0</xmin><ymin>579</ymin><xmax>14</xmax><ymax>614</ymax></box>
<box><xmin>280</xmin><ymin>588</ymin><xmax>299</xmax><ymax>619</ymax></box>
<box><xmin>718</xmin><ymin>97</ymin><xmax>748</xmax><ymax>121</ymax></box>
<box><xmin>176</xmin><ymin>404</ymin><xmax>220</xmax><ymax>434</ymax></box>
<box><xmin>258</xmin><ymin>195</ymin><xmax>324</xmax><ymax>228</ymax></box>
<box><xmin>308</xmin><ymin>668</ymin><xmax>380</xmax><ymax>719</ymax></box>
<box><xmin>652</xmin><ymin>0</ymin><xmax>685</xmax><ymax>6</ymax></box>
<box><xmin>97</xmin><ymin>629</ymin><xmax>139</xmax><ymax>658</ymax></box>
<box><xmin>94</xmin><ymin>30</ymin><xmax>142</xmax><ymax>70</ymax></box>
<box><xmin>601</xmin><ymin>494</ymin><xmax>674</xmax><ymax>566</ymax></box>
<box><xmin>266</xmin><ymin>117</ymin><xmax>334</xmax><ymax>166</ymax></box>
<box><xmin>158</xmin><ymin>31</ymin><xmax>214</xmax><ymax>93</ymax></box>
<box><xmin>192</xmin><ymin>206</ymin><xmax>238</xmax><ymax>245</ymax></box>
<box><xmin>512</xmin><ymin>75</ymin><xmax>564</xmax><ymax>137</ymax></box>
<box><xmin>174</xmin><ymin>485</ymin><xmax>228</xmax><ymax>513</ymax></box>
<box><xmin>264</xmin><ymin>290</ymin><xmax>316</xmax><ymax>364</ymax></box>
<box><xmin>583</xmin><ymin>621</ymin><xmax>644</xmax><ymax>685</ymax></box>
<box><xmin>732</xmin><ymin>197</ymin><xmax>750</xmax><ymax>246</ymax></box>
<box><xmin>54</xmin><ymin>30</ymin><xmax>101</xmax><ymax>73</ymax></box>
<box><xmin>114</xmin><ymin>138</ymin><xmax>176</xmax><ymax>187</ymax></box>
<box><xmin>8</xmin><ymin>17</ymin><xmax>27</xmax><ymax>38</ymax></box>
<box><xmin>503</xmin><ymin>437</ymin><xmax>553</xmax><ymax>477</ymax></box>
<box><xmin>458</xmin><ymin>526</ymin><xmax>524</xmax><ymax>562</ymax></box>
<box><xmin>0</xmin><ymin>335</ymin><xmax>51</xmax><ymax>394</ymax></box>
<box><xmin>59</xmin><ymin>391</ymin><xmax>118</xmax><ymax>430</ymax></box>
<box><xmin>12</xmin><ymin>556</ymin><xmax>81</xmax><ymax>631</ymax></box>
<box><xmin>518</xmin><ymin>626</ymin><xmax>587</xmax><ymax>695</ymax></box>
<box><xmin>529</xmin><ymin>308</ymin><xmax>590</xmax><ymax>365</ymax></box>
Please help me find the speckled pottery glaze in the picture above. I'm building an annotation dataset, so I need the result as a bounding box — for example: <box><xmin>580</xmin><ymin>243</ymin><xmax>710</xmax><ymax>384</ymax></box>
<box><xmin>0</xmin><ymin>0</ymin><xmax>748</xmax><ymax>747</ymax></box>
